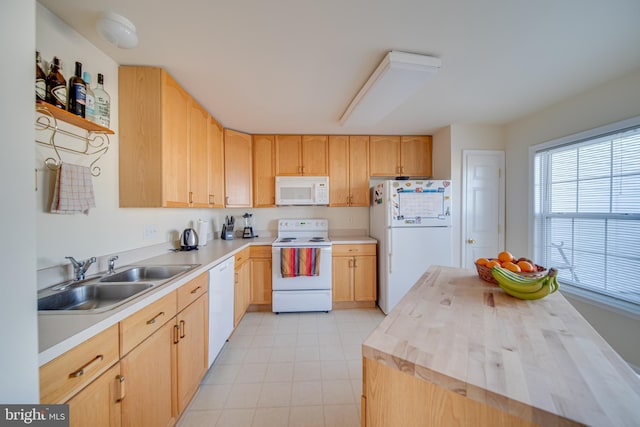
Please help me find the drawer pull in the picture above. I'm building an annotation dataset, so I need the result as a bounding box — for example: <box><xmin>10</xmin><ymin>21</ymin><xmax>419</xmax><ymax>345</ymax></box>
<box><xmin>179</xmin><ymin>320</ymin><xmax>186</xmax><ymax>339</ymax></box>
<box><xmin>116</xmin><ymin>375</ymin><xmax>126</xmax><ymax>402</ymax></box>
<box><xmin>146</xmin><ymin>311</ymin><xmax>165</xmax><ymax>325</ymax></box>
<box><xmin>69</xmin><ymin>355</ymin><xmax>104</xmax><ymax>378</ymax></box>
<box><xmin>190</xmin><ymin>286</ymin><xmax>201</xmax><ymax>294</ymax></box>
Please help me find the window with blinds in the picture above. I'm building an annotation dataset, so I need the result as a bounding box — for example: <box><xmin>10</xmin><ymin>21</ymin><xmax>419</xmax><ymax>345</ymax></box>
<box><xmin>533</xmin><ymin>124</ymin><xmax>640</xmax><ymax>307</ymax></box>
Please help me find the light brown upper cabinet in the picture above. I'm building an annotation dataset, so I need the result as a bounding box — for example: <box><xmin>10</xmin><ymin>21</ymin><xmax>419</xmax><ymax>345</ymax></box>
<box><xmin>275</xmin><ymin>135</ymin><xmax>328</xmax><ymax>176</ymax></box>
<box><xmin>188</xmin><ymin>100</ymin><xmax>210</xmax><ymax>207</ymax></box>
<box><xmin>224</xmin><ymin>129</ymin><xmax>253</xmax><ymax>207</ymax></box>
<box><xmin>369</xmin><ymin>135</ymin><xmax>432</xmax><ymax>177</ymax></box>
<box><xmin>208</xmin><ymin>117</ymin><xmax>225</xmax><ymax>208</ymax></box>
<box><xmin>329</xmin><ymin>135</ymin><xmax>370</xmax><ymax>207</ymax></box>
<box><xmin>119</xmin><ymin>66</ymin><xmax>218</xmax><ymax>208</ymax></box>
<box><xmin>253</xmin><ymin>135</ymin><xmax>276</xmax><ymax>207</ymax></box>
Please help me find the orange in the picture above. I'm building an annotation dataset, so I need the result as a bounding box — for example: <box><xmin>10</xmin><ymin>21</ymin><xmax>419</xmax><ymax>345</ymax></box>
<box><xmin>498</xmin><ymin>251</ymin><xmax>514</xmax><ymax>263</ymax></box>
<box><xmin>517</xmin><ymin>260</ymin><xmax>535</xmax><ymax>273</ymax></box>
<box><xmin>485</xmin><ymin>260</ymin><xmax>501</xmax><ymax>268</ymax></box>
<box><xmin>502</xmin><ymin>261</ymin><xmax>521</xmax><ymax>273</ymax></box>
<box><xmin>475</xmin><ymin>257</ymin><xmax>489</xmax><ymax>266</ymax></box>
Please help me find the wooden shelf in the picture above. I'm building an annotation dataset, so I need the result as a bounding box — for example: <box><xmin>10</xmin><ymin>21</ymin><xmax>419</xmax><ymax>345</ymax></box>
<box><xmin>36</xmin><ymin>100</ymin><xmax>114</xmax><ymax>134</ymax></box>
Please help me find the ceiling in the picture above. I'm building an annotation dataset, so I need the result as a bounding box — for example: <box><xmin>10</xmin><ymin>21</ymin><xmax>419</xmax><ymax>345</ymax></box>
<box><xmin>37</xmin><ymin>0</ymin><xmax>640</xmax><ymax>135</ymax></box>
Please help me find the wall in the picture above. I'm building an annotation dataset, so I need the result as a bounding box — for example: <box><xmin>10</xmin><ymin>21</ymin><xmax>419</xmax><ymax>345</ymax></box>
<box><xmin>0</xmin><ymin>0</ymin><xmax>40</xmax><ymax>402</ymax></box>
<box><xmin>504</xmin><ymin>68</ymin><xmax>640</xmax><ymax>370</ymax></box>
<box><xmin>35</xmin><ymin>4</ymin><xmax>369</xmax><ymax>287</ymax></box>
<box><xmin>437</xmin><ymin>124</ymin><xmax>505</xmax><ymax>267</ymax></box>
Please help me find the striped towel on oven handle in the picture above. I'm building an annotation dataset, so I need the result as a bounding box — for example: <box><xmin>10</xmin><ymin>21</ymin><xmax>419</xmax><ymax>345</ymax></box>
<box><xmin>280</xmin><ymin>247</ymin><xmax>321</xmax><ymax>277</ymax></box>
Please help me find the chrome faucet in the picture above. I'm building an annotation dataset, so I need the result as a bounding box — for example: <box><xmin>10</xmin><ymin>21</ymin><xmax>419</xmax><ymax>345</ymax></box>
<box><xmin>66</xmin><ymin>256</ymin><xmax>97</xmax><ymax>281</ymax></box>
<box><xmin>107</xmin><ymin>256</ymin><xmax>119</xmax><ymax>274</ymax></box>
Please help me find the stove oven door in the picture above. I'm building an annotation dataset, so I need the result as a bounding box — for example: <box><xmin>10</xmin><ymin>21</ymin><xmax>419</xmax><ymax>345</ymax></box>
<box><xmin>271</xmin><ymin>245</ymin><xmax>332</xmax><ymax>291</ymax></box>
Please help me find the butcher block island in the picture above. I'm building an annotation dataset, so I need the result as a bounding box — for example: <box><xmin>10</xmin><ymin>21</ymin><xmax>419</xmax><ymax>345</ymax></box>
<box><xmin>361</xmin><ymin>266</ymin><xmax>640</xmax><ymax>427</ymax></box>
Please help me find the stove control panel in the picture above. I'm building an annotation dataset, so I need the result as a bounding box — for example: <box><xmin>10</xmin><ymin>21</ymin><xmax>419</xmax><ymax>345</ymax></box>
<box><xmin>277</xmin><ymin>219</ymin><xmax>329</xmax><ymax>232</ymax></box>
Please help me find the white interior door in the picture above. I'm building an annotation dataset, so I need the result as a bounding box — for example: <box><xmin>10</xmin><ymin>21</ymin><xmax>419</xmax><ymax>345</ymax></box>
<box><xmin>461</xmin><ymin>150</ymin><xmax>505</xmax><ymax>268</ymax></box>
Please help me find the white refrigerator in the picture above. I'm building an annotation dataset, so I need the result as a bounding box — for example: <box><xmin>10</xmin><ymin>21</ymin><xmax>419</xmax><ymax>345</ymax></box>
<box><xmin>370</xmin><ymin>180</ymin><xmax>453</xmax><ymax>314</ymax></box>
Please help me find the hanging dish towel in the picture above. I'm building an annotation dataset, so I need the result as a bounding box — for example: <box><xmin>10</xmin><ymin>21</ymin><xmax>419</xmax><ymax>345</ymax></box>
<box><xmin>281</xmin><ymin>247</ymin><xmax>321</xmax><ymax>277</ymax></box>
<box><xmin>50</xmin><ymin>162</ymin><xmax>96</xmax><ymax>214</ymax></box>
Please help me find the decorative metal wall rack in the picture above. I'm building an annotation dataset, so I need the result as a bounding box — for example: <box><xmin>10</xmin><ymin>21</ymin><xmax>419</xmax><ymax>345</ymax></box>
<box><xmin>35</xmin><ymin>101</ymin><xmax>114</xmax><ymax>176</ymax></box>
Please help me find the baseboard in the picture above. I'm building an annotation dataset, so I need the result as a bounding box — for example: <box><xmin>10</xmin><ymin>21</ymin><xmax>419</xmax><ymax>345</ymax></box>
<box><xmin>332</xmin><ymin>301</ymin><xmax>376</xmax><ymax>309</ymax></box>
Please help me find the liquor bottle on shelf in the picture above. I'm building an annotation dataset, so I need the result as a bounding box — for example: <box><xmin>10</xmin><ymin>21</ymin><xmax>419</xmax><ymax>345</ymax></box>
<box><xmin>46</xmin><ymin>56</ymin><xmax>66</xmax><ymax>110</ymax></box>
<box><xmin>67</xmin><ymin>61</ymin><xmax>86</xmax><ymax>118</ymax></box>
<box><xmin>93</xmin><ymin>73</ymin><xmax>110</xmax><ymax>128</ymax></box>
<box><xmin>83</xmin><ymin>71</ymin><xmax>95</xmax><ymax>122</ymax></box>
<box><xmin>35</xmin><ymin>51</ymin><xmax>46</xmax><ymax>102</ymax></box>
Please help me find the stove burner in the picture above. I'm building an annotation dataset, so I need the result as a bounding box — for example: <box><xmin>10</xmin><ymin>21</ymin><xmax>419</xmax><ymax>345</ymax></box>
<box><xmin>309</xmin><ymin>237</ymin><xmax>326</xmax><ymax>242</ymax></box>
<box><xmin>279</xmin><ymin>237</ymin><xmax>297</xmax><ymax>242</ymax></box>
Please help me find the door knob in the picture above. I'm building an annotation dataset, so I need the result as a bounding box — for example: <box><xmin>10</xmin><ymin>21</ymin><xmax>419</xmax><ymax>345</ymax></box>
<box><xmin>467</xmin><ymin>238</ymin><xmax>476</xmax><ymax>244</ymax></box>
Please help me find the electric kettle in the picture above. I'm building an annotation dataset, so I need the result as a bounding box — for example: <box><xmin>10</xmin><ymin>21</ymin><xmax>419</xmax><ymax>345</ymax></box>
<box><xmin>180</xmin><ymin>228</ymin><xmax>199</xmax><ymax>251</ymax></box>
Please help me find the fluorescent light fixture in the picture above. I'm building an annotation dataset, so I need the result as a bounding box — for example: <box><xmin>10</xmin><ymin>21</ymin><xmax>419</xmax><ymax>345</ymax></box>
<box><xmin>96</xmin><ymin>12</ymin><xmax>138</xmax><ymax>49</ymax></box>
<box><xmin>340</xmin><ymin>51</ymin><xmax>441</xmax><ymax>127</ymax></box>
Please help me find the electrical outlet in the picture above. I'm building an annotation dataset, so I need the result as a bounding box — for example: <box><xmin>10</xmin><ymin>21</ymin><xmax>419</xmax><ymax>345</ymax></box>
<box><xmin>143</xmin><ymin>224</ymin><xmax>158</xmax><ymax>240</ymax></box>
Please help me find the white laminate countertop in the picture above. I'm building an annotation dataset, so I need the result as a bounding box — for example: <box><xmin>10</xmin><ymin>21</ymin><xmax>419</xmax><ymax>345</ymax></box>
<box><xmin>38</xmin><ymin>237</ymin><xmax>273</xmax><ymax>366</ymax></box>
<box><xmin>38</xmin><ymin>235</ymin><xmax>376</xmax><ymax>366</ymax></box>
<box><xmin>329</xmin><ymin>236</ymin><xmax>377</xmax><ymax>244</ymax></box>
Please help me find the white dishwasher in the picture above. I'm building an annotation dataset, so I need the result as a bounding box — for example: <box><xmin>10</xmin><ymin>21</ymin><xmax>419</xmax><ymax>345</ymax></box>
<box><xmin>208</xmin><ymin>257</ymin><xmax>235</xmax><ymax>368</ymax></box>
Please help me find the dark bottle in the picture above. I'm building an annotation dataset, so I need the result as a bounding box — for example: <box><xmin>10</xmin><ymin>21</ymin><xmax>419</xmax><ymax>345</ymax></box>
<box><xmin>68</xmin><ymin>61</ymin><xmax>86</xmax><ymax>117</ymax></box>
<box><xmin>46</xmin><ymin>57</ymin><xmax>66</xmax><ymax>110</ymax></box>
<box><xmin>35</xmin><ymin>51</ymin><xmax>46</xmax><ymax>101</ymax></box>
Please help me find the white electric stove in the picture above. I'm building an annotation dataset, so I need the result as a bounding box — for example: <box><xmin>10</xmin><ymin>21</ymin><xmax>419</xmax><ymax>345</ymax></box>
<box><xmin>272</xmin><ymin>219</ymin><xmax>332</xmax><ymax>313</ymax></box>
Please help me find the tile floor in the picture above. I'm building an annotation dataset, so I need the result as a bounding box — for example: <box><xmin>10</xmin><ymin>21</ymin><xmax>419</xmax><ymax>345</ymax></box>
<box><xmin>177</xmin><ymin>308</ymin><xmax>385</xmax><ymax>427</ymax></box>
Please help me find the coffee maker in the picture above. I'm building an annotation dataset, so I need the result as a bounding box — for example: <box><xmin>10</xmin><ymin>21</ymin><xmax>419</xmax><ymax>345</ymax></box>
<box><xmin>242</xmin><ymin>212</ymin><xmax>255</xmax><ymax>239</ymax></box>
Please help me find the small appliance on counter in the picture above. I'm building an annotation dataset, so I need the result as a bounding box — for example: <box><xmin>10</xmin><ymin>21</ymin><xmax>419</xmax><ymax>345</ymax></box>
<box><xmin>221</xmin><ymin>216</ymin><xmax>234</xmax><ymax>240</ymax></box>
<box><xmin>242</xmin><ymin>212</ymin><xmax>255</xmax><ymax>238</ymax></box>
<box><xmin>179</xmin><ymin>227</ymin><xmax>199</xmax><ymax>251</ymax></box>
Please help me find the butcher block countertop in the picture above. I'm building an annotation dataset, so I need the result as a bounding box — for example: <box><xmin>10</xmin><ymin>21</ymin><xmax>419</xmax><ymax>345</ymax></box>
<box><xmin>362</xmin><ymin>265</ymin><xmax>640</xmax><ymax>426</ymax></box>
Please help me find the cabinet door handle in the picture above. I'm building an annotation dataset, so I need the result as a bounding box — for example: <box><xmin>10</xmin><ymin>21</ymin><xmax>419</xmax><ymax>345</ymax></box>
<box><xmin>69</xmin><ymin>355</ymin><xmax>103</xmax><ymax>378</ymax></box>
<box><xmin>349</xmin><ymin>259</ymin><xmax>354</xmax><ymax>268</ymax></box>
<box><xmin>354</xmin><ymin>259</ymin><xmax>358</xmax><ymax>268</ymax></box>
<box><xmin>189</xmin><ymin>191</ymin><xmax>193</xmax><ymax>204</ymax></box>
<box><xmin>146</xmin><ymin>311</ymin><xmax>165</xmax><ymax>325</ymax></box>
<box><xmin>225</xmin><ymin>196</ymin><xmax>230</xmax><ymax>206</ymax></box>
<box><xmin>116</xmin><ymin>375</ymin><xmax>126</xmax><ymax>402</ymax></box>
<box><xmin>209</xmin><ymin>194</ymin><xmax>214</xmax><ymax>204</ymax></box>
<box><xmin>467</xmin><ymin>238</ymin><xmax>476</xmax><ymax>244</ymax></box>
<box><xmin>173</xmin><ymin>324</ymin><xmax>180</xmax><ymax>344</ymax></box>
<box><xmin>179</xmin><ymin>320</ymin><xmax>186</xmax><ymax>339</ymax></box>
<box><xmin>190</xmin><ymin>286</ymin><xmax>201</xmax><ymax>294</ymax></box>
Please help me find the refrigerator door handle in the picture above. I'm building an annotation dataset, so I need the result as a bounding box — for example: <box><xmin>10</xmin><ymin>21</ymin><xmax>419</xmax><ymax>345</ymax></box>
<box><xmin>388</xmin><ymin>227</ymin><xmax>393</xmax><ymax>273</ymax></box>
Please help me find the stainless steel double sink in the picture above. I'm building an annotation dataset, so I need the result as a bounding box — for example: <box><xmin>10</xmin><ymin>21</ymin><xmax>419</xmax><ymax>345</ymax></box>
<box><xmin>38</xmin><ymin>265</ymin><xmax>199</xmax><ymax>313</ymax></box>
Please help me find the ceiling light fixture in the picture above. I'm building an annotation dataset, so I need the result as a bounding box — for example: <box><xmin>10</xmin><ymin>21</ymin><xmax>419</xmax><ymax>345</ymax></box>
<box><xmin>340</xmin><ymin>51</ymin><xmax>442</xmax><ymax>127</ymax></box>
<box><xmin>96</xmin><ymin>12</ymin><xmax>138</xmax><ymax>49</ymax></box>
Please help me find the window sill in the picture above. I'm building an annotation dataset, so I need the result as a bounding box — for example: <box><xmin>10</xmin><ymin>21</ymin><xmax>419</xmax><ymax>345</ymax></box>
<box><xmin>559</xmin><ymin>283</ymin><xmax>640</xmax><ymax>321</ymax></box>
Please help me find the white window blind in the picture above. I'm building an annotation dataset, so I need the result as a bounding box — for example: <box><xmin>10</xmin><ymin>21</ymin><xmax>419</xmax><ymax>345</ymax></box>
<box><xmin>533</xmin><ymin>125</ymin><xmax>640</xmax><ymax>307</ymax></box>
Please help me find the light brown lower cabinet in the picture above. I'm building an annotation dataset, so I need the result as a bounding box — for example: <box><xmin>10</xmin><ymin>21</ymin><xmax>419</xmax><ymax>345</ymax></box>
<box><xmin>332</xmin><ymin>244</ymin><xmax>377</xmax><ymax>307</ymax></box>
<box><xmin>121</xmin><ymin>284</ymin><xmax>208</xmax><ymax>427</ymax></box>
<box><xmin>234</xmin><ymin>253</ymin><xmax>251</xmax><ymax>326</ymax></box>
<box><xmin>121</xmin><ymin>319</ymin><xmax>177</xmax><ymax>427</ymax></box>
<box><xmin>176</xmin><ymin>293</ymin><xmax>208</xmax><ymax>413</ymax></box>
<box><xmin>250</xmin><ymin>245</ymin><xmax>272</xmax><ymax>306</ymax></box>
<box><xmin>67</xmin><ymin>362</ymin><xmax>123</xmax><ymax>427</ymax></box>
<box><xmin>41</xmin><ymin>274</ymin><xmax>209</xmax><ymax>427</ymax></box>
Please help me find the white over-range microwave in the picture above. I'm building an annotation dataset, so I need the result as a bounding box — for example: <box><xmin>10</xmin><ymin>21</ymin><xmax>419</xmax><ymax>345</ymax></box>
<box><xmin>275</xmin><ymin>176</ymin><xmax>329</xmax><ymax>206</ymax></box>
